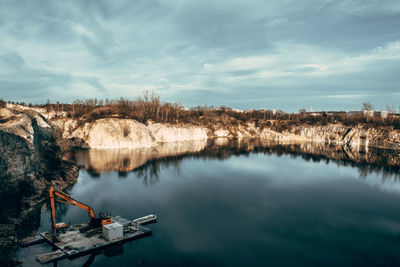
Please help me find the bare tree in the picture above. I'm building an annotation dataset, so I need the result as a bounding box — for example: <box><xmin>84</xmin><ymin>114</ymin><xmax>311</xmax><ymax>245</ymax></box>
<box><xmin>362</xmin><ymin>102</ymin><xmax>374</xmax><ymax>111</ymax></box>
<box><xmin>386</xmin><ymin>105</ymin><xmax>396</xmax><ymax>114</ymax></box>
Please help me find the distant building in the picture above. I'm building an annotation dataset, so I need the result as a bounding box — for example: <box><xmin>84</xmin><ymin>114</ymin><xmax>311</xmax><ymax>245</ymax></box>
<box><xmin>362</xmin><ymin>110</ymin><xmax>388</xmax><ymax>119</ymax></box>
<box><xmin>363</xmin><ymin>110</ymin><xmax>374</xmax><ymax>117</ymax></box>
<box><xmin>380</xmin><ymin>111</ymin><xmax>388</xmax><ymax>119</ymax></box>
<box><xmin>374</xmin><ymin>111</ymin><xmax>388</xmax><ymax>119</ymax></box>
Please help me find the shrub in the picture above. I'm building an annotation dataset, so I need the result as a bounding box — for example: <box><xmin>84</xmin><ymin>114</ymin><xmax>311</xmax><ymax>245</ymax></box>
<box><xmin>123</xmin><ymin>126</ymin><xmax>130</xmax><ymax>137</ymax></box>
<box><xmin>0</xmin><ymin>99</ymin><xmax>6</xmax><ymax>108</ymax></box>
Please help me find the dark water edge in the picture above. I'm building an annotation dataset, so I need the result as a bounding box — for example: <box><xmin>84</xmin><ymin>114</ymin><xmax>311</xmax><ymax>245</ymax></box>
<box><xmin>16</xmin><ymin>139</ymin><xmax>400</xmax><ymax>267</ymax></box>
<box><xmin>76</xmin><ymin>138</ymin><xmax>400</xmax><ymax>183</ymax></box>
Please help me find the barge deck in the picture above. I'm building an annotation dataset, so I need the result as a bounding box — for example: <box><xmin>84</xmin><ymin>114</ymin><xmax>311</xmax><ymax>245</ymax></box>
<box><xmin>20</xmin><ymin>214</ymin><xmax>157</xmax><ymax>264</ymax></box>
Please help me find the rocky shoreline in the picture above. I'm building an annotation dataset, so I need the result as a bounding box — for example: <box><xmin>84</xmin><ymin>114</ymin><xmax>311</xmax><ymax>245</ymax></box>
<box><xmin>0</xmin><ymin>108</ymin><xmax>78</xmax><ymax>266</ymax></box>
<box><xmin>49</xmin><ymin>116</ymin><xmax>400</xmax><ymax>152</ymax></box>
<box><xmin>6</xmin><ymin>105</ymin><xmax>400</xmax><ymax>151</ymax></box>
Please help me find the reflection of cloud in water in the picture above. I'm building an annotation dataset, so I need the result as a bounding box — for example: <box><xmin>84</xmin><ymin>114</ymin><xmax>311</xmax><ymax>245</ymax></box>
<box><xmin>75</xmin><ymin>139</ymin><xmax>400</xmax><ymax>186</ymax></box>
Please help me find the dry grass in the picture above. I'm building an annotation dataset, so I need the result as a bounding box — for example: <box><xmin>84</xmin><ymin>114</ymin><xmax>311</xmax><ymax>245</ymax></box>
<box><xmin>5</xmin><ymin>93</ymin><xmax>400</xmax><ymax>131</ymax></box>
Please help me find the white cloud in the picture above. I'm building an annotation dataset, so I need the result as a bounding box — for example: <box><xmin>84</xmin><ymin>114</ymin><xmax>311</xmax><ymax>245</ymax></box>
<box><xmin>1</xmin><ymin>0</ymin><xmax>400</xmax><ymax>110</ymax></box>
<box><xmin>72</xmin><ymin>23</ymin><xmax>95</xmax><ymax>39</ymax></box>
<box><xmin>336</xmin><ymin>0</ymin><xmax>400</xmax><ymax>16</ymax></box>
<box><xmin>201</xmin><ymin>41</ymin><xmax>400</xmax><ymax>81</ymax></box>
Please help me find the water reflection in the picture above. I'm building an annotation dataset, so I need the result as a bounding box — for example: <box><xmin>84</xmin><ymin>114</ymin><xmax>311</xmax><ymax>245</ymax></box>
<box><xmin>18</xmin><ymin>139</ymin><xmax>400</xmax><ymax>267</ymax></box>
<box><xmin>76</xmin><ymin>139</ymin><xmax>207</xmax><ymax>174</ymax></box>
<box><xmin>76</xmin><ymin>139</ymin><xmax>400</xmax><ymax>184</ymax></box>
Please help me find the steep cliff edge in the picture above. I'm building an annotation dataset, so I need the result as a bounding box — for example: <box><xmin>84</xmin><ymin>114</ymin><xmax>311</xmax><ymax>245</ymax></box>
<box><xmin>51</xmin><ymin>117</ymin><xmax>208</xmax><ymax>148</ymax></box>
<box><xmin>50</xmin><ymin>115</ymin><xmax>400</xmax><ymax>151</ymax></box>
<box><xmin>0</xmin><ymin>108</ymin><xmax>78</xmax><ymax>266</ymax></box>
<box><xmin>260</xmin><ymin>124</ymin><xmax>400</xmax><ymax>151</ymax></box>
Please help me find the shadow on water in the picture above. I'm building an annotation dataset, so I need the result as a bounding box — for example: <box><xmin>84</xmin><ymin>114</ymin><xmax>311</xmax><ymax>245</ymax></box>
<box><xmin>75</xmin><ymin>138</ymin><xmax>400</xmax><ymax>185</ymax></box>
<box><xmin>50</xmin><ymin>243</ymin><xmax>123</xmax><ymax>267</ymax></box>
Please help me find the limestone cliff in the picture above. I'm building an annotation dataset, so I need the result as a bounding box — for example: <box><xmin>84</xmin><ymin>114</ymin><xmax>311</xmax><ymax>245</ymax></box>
<box><xmin>50</xmin><ymin>115</ymin><xmax>400</xmax><ymax>151</ymax></box>
<box><xmin>147</xmin><ymin>123</ymin><xmax>208</xmax><ymax>142</ymax></box>
<box><xmin>52</xmin><ymin>117</ymin><xmax>208</xmax><ymax>149</ymax></box>
<box><xmin>0</xmin><ymin>108</ymin><xmax>78</xmax><ymax>266</ymax></box>
<box><xmin>259</xmin><ymin>124</ymin><xmax>400</xmax><ymax>151</ymax></box>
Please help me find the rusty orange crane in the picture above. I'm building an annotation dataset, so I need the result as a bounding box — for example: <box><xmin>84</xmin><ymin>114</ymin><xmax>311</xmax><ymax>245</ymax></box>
<box><xmin>49</xmin><ymin>186</ymin><xmax>113</xmax><ymax>239</ymax></box>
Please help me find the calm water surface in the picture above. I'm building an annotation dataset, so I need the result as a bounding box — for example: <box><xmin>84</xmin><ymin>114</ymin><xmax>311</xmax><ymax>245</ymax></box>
<box><xmin>17</xmin><ymin>140</ymin><xmax>400</xmax><ymax>266</ymax></box>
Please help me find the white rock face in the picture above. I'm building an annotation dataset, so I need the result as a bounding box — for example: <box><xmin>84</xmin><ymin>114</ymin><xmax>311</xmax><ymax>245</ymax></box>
<box><xmin>147</xmin><ymin>123</ymin><xmax>208</xmax><ymax>143</ymax></box>
<box><xmin>50</xmin><ymin>116</ymin><xmax>400</xmax><ymax>150</ymax></box>
<box><xmin>260</xmin><ymin>128</ymin><xmax>308</xmax><ymax>142</ymax></box>
<box><xmin>34</xmin><ymin>113</ymin><xmax>52</xmax><ymax>129</ymax></box>
<box><xmin>51</xmin><ymin>118</ymin><xmax>79</xmax><ymax>138</ymax></box>
<box><xmin>0</xmin><ymin>107</ymin><xmax>72</xmax><ymax>185</ymax></box>
<box><xmin>214</xmin><ymin>129</ymin><xmax>230</xmax><ymax>137</ymax></box>
<box><xmin>53</xmin><ymin>118</ymin><xmax>208</xmax><ymax>148</ymax></box>
<box><xmin>0</xmin><ymin>108</ymin><xmax>13</xmax><ymax>118</ymax></box>
<box><xmin>0</xmin><ymin>110</ymin><xmax>47</xmax><ymax>145</ymax></box>
<box><xmin>87</xmin><ymin>119</ymin><xmax>154</xmax><ymax>148</ymax></box>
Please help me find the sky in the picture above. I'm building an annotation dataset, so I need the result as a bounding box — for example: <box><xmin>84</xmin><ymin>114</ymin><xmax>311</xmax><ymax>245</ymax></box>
<box><xmin>0</xmin><ymin>0</ymin><xmax>399</xmax><ymax>112</ymax></box>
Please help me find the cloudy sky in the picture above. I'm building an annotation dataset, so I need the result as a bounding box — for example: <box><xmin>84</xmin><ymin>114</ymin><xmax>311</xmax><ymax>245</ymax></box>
<box><xmin>0</xmin><ymin>0</ymin><xmax>399</xmax><ymax>111</ymax></box>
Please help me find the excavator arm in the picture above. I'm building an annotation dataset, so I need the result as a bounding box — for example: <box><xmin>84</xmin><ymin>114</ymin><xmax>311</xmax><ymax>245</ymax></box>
<box><xmin>49</xmin><ymin>186</ymin><xmax>112</xmax><ymax>239</ymax></box>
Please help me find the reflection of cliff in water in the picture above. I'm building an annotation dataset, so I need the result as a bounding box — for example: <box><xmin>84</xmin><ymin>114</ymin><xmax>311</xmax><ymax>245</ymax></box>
<box><xmin>256</xmin><ymin>140</ymin><xmax>400</xmax><ymax>181</ymax></box>
<box><xmin>76</xmin><ymin>138</ymin><xmax>400</xmax><ymax>185</ymax></box>
<box><xmin>76</xmin><ymin>140</ymin><xmax>208</xmax><ymax>185</ymax></box>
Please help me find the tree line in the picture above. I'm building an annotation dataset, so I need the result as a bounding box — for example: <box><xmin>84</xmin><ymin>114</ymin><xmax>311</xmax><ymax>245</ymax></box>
<box><xmin>1</xmin><ymin>93</ymin><xmax>400</xmax><ymax>130</ymax></box>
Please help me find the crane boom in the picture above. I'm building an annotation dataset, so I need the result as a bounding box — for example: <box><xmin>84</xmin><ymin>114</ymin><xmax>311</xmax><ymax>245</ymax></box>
<box><xmin>49</xmin><ymin>186</ymin><xmax>113</xmax><ymax>240</ymax></box>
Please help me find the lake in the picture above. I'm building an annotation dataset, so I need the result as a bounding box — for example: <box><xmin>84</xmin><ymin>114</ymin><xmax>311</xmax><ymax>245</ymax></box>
<box><xmin>17</xmin><ymin>139</ymin><xmax>400</xmax><ymax>266</ymax></box>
